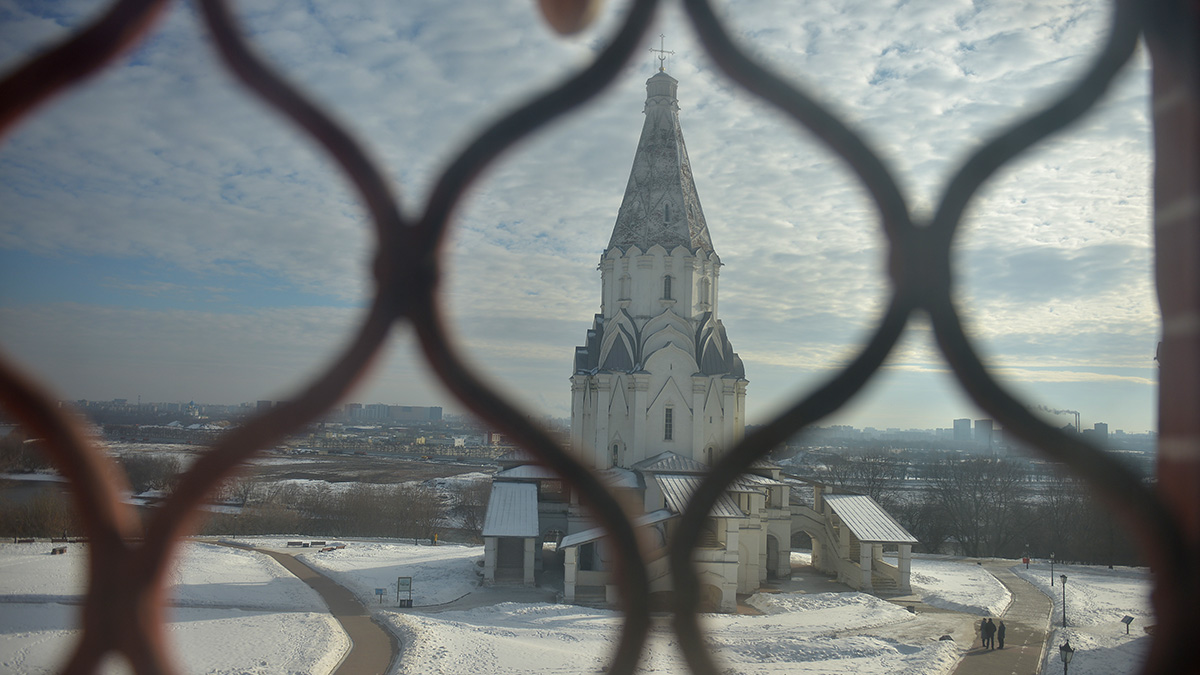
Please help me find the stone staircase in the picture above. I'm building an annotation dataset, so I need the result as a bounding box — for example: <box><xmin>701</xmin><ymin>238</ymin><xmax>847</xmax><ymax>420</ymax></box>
<box><xmin>871</xmin><ymin>573</ymin><xmax>899</xmax><ymax>594</ymax></box>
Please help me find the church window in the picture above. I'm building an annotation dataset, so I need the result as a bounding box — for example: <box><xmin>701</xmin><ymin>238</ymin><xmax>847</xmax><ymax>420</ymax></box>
<box><xmin>664</xmin><ymin>407</ymin><xmax>674</xmax><ymax>441</ymax></box>
<box><xmin>663</xmin><ymin>275</ymin><xmax>673</xmax><ymax>300</ymax></box>
<box><xmin>664</xmin><ymin>203</ymin><xmax>670</xmax><ymax>221</ymax></box>
<box><xmin>612</xmin><ymin>444</ymin><xmax>619</xmax><ymax>467</ymax></box>
<box><xmin>699</xmin><ymin>277</ymin><xmax>710</xmax><ymax>305</ymax></box>
<box><xmin>619</xmin><ymin>273</ymin><xmax>631</xmax><ymax>299</ymax></box>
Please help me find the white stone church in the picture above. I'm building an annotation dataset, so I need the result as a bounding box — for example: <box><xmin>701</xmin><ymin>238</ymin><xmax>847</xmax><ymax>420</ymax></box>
<box><xmin>481</xmin><ymin>67</ymin><xmax>916</xmax><ymax>612</ymax></box>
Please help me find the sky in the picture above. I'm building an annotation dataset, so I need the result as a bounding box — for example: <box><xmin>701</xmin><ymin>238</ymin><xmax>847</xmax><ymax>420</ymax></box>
<box><xmin>0</xmin><ymin>1</ymin><xmax>1159</xmax><ymax>433</ymax></box>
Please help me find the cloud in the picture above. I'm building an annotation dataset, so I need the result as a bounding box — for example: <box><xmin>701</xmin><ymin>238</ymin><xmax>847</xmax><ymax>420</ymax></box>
<box><xmin>0</xmin><ymin>0</ymin><xmax>1158</xmax><ymax>431</ymax></box>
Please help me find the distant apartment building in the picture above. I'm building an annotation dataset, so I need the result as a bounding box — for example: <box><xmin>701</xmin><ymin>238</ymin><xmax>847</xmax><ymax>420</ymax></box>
<box><xmin>974</xmin><ymin>419</ymin><xmax>994</xmax><ymax>450</ymax></box>
<box><xmin>1082</xmin><ymin>422</ymin><xmax>1110</xmax><ymax>445</ymax></box>
<box><xmin>953</xmin><ymin>418</ymin><xmax>972</xmax><ymax>443</ymax></box>
<box><xmin>343</xmin><ymin>403</ymin><xmax>443</xmax><ymax>423</ymax></box>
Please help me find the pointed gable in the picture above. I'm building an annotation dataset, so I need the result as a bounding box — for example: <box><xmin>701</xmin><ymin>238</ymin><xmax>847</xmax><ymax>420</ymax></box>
<box><xmin>608</xmin><ymin>71</ymin><xmax>714</xmax><ymax>254</ymax></box>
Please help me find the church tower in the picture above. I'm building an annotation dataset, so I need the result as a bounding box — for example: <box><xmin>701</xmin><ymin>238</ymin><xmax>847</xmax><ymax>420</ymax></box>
<box><xmin>570</xmin><ymin>67</ymin><xmax>747</xmax><ymax>471</ymax></box>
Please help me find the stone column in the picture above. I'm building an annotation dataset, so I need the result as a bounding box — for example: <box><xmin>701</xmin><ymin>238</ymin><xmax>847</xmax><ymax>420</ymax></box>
<box><xmin>692</xmin><ymin>377</ymin><xmax>706</xmax><ymax>462</ymax></box>
<box><xmin>564</xmin><ymin>547</ymin><xmax>577</xmax><ymax>602</ymax></box>
<box><xmin>594</xmin><ymin>374</ymin><xmax>612</xmax><ymax>469</ymax></box>
<box><xmin>484</xmin><ymin>537</ymin><xmax>497</xmax><ymax>583</ymax></box>
<box><xmin>898</xmin><ymin>544</ymin><xmax>912</xmax><ymax>593</ymax></box>
<box><xmin>524</xmin><ymin>537</ymin><xmax>536</xmax><ymax>586</ymax></box>
<box><xmin>860</xmin><ymin>545</ymin><xmax>873</xmax><ymax>591</ymax></box>
<box><xmin>631</xmin><ymin>373</ymin><xmax>650</xmax><ymax>462</ymax></box>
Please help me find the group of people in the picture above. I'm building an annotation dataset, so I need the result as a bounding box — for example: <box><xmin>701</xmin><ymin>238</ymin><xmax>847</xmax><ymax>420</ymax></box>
<box><xmin>980</xmin><ymin>617</ymin><xmax>1006</xmax><ymax>650</ymax></box>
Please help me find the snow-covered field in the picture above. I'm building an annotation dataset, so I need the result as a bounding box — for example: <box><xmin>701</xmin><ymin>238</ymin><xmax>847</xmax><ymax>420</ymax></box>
<box><xmin>0</xmin><ymin>539</ymin><xmax>1154</xmax><ymax>674</ymax></box>
<box><xmin>1013</xmin><ymin>562</ymin><xmax>1154</xmax><ymax>675</ymax></box>
<box><xmin>0</xmin><ymin>541</ymin><xmax>349</xmax><ymax>674</ymax></box>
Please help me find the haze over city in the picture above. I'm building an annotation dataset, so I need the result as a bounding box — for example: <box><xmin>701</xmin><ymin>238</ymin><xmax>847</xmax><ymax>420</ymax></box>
<box><xmin>0</xmin><ymin>0</ymin><xmax>1158</xmax><ymax>433</ymax></box>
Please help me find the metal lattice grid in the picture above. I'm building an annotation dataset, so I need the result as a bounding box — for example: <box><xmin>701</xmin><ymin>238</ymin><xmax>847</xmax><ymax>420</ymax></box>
<box><xmin>0</xmin><ymin>1</ymin><xmax>1196</xmax><ymax>674</ymax></box>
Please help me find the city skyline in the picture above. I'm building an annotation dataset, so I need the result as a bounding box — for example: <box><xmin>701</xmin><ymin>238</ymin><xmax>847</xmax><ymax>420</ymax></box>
<box><xmin>0</xmin><ymin>2</ymin><xmax>1158</xmax><ymax>433</ymax></box>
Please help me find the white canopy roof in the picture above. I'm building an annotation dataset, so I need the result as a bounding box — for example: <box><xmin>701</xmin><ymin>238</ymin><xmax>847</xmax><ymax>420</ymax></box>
<box><xmin>481</xmin><ymin>482</ymin><xmax>540</xmax><ymax>538</ymax></box>
<box><xmin>824</xmin><ymin>493</ymin><xmax>918</xmax><ymax>544</ymax></box>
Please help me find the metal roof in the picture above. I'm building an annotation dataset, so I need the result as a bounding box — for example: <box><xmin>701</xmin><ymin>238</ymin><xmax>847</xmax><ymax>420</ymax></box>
<box><xmin>559</xmin><ymin>509</ymin><xmax>675</xmax><ymax>549</ymax></box>
<box><xmin>481</xmin><ymin>482</ymin><xmax>540</xmax><ymax>538</ymax></box>
<box><xmin>607</xmin><ymin>71</ymin><xmax>714</xmax><ymax>254</ymax></box>
<box><xmin>823</xmin><ymin>493</ymin><xmax>918</xmax><ymax>544</ymax></box>
<box><xmin>730</xmin><ymin>473</ymin><xmax>785</xmax><ymax>490</ymax></box>
<box><xmin>632</xmin><ymin>451</ymin><xmax>709</xmax><ymax>474</ymax></box>
<box><xmin>598</xmin><ymin>467</ymin><xmax>641</xmax><ymax>489</ymax></box>
<box><xmin>749</xmin><ymin>458</ymin><xmax>782</xmax><ymax>470</ymax></box>
<box><xmin>655</xmin><ymin>474</ymin><xmax>744</xmax><ymax>518</ymax></box>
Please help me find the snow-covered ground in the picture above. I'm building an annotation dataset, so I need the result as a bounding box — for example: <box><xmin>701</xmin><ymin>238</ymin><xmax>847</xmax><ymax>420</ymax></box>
<box><xmin>0</xmin><ymin>539</ymin><xmax>1154</xmax><ymax>674</ymax></box>
<box><xmin>0</xmin><ymin>541</ymin><xmax>349</xmax><ymax>674</ymax></box>
<box><xmin>1013</xmin><ymin>562</ymin><xmax>1154</xmax><ymax>675</ymax></box>
<box><xmin>880</xmin><ymin>554</ymin><xmax>1013</xmax><ymax>617</ymax></box>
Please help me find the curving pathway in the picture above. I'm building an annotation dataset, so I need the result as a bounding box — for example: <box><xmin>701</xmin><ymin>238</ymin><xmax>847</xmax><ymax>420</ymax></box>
<box><xmin>952</xmin><ymin>561</ymin><xmax>1053</xmax><ymax>675</ymax></box>
<box><xmin>221</xmin><ymin>543</ymin><xmax>398</xmax><ymax>675</ymax></box>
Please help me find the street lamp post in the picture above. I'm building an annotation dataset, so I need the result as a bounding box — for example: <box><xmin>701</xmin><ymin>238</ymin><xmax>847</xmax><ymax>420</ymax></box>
<box><xmin>1050</xmin><ymin>553</ymin><xmax>1056</xmax><ymax>585</ymax></box>
<box><xmin>1061</xmin><ymin>574</ymin><xmax>1068</xmax><ymax>627</ymax></box>
<box><xmin>1060</xmin><ymin>640</ymin><xmax>1075</xmax><ymax>674</ymax></box>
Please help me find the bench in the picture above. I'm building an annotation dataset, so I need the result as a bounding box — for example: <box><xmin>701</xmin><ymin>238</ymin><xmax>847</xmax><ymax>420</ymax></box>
<box><xmin>50</xmin><ymin>546</ymin><xmax>67</xmax><ymax>555</ymax></box>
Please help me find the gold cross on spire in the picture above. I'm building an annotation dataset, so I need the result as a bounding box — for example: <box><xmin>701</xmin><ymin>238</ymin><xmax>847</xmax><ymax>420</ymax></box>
<box><xmin>649</xmin><ymin>34</ymin><xmax>674</xmax><ymax>72</ymax></box>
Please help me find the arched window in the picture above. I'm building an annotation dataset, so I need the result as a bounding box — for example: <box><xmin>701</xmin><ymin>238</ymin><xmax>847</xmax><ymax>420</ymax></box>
<box><xmin>618</xmin><ymin>273</ymin><xmax>631</xmax><ymax>300</ymax></box>
<box><xmin>612</xmin><ymin>443</ymin><xmax>620</xmax><ymax>467</ymax></box>
<box><xmin>663</xmin><ymin>275</ymin><xmax>673</xmax><ymax>300</ymax></box>
<box><xmin>698</xmin><ymin>277</ymin><xmax>710</xmax><ymax>305</ymax></box>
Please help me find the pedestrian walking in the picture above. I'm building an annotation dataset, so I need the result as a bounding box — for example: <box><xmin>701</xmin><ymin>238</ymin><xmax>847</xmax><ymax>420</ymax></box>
<box><xmin>997</xmin><ymin>620</ymin><xmax>1006</xmax><ymax>649</ymax></box>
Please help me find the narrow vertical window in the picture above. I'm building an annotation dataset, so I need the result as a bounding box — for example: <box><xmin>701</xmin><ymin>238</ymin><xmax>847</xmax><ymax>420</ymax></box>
<box><xmin>612</xmin><ymin>444</ymin><xmax>619</xmax><ymax>467</ymax></box>
<box><xmin>664</xmin><ymin>407</ymin><xmax>674</xmax><ymax>441</ymax></box>
<box><xmin>664</xmin><ymin>203</ymin><xmax>670</xmax><ymax>221</ymax></box>
<box><xmin>663</xmin><ymin>275</ymin><xmax>673</xmax><ymax>300</ymax></box>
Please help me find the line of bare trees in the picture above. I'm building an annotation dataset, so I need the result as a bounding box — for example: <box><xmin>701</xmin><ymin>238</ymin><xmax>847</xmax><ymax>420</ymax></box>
<box><xmin>808</xmin><ymin>452</ymin><xmax>1143</xmax><ymax>565</ymax></box>
<box><xmin>201</xmin><ymin>480</ymin><xmax>449</xmax><ymax>540</ymax></box>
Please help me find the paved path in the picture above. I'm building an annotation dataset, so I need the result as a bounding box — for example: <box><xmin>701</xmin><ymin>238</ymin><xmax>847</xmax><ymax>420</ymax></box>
<box><xmin>952</xmin><ymin>561</ymin><xmax>1053</xmax><ymax>675</ymax></box>
<box><xmin>223</xmin><ymin>544</ymin><xmax>398</xmax><ymax>675</ymax></box>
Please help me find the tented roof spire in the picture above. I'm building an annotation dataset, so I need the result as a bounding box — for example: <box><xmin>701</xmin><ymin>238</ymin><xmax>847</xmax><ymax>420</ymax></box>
<box><xmin>606</xmin><ymin>69</ymin><xmax>714</xmax><ymax>253</ymax></box>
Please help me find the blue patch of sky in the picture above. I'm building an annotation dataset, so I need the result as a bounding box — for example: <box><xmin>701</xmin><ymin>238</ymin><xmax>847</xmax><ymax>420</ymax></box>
<box><xmin>869</xmin><ymin>68</ymin><xmax>899</xmax><ymax>86</ymax></box>
<box><xmin>5</xmin><ymin>1</ymin><xmax>74</xmax><ymax>26</ymax></box>
<box><xmin>0</xmin><ymin>250</ymin><xmax>355</xmax><ymax>312</ymax></box>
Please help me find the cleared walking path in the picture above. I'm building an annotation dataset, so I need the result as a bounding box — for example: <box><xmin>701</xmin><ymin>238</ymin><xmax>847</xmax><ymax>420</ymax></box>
<box><xmin>953</xmin><ymin>561</ymin><xmax>1053</xmax><ymax>675</ymax></box>
<box><xmin>222</xmin><ymin>543</ymin><xmax>398</xmax><ymax>675</ymax></box>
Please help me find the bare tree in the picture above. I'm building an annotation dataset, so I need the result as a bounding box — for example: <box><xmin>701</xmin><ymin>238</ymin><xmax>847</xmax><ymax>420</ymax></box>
<box><xmin>454</xmin><ymin>480</ymin><xmax>492</xmax><ymax>538</ymax></box>
<box><xmin>813</xmin><ymin>451</ymin><xmax>907</xmax><ymax>509</ymax></box>
<box><xmin>925</xmin><ymin>458</ymin><xmax>1029</xmax><ymax>557</ymax></box>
